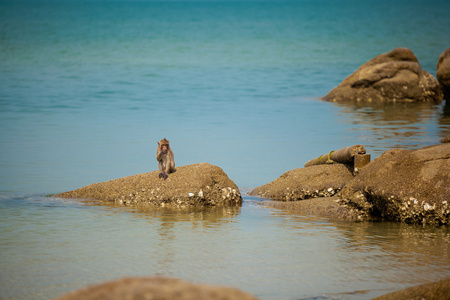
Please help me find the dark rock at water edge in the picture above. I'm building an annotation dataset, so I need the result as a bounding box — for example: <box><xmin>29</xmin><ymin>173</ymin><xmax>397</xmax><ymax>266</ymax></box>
<box><xmin>340</xmin><ymin>144</ymin><xmax>450</xmax><ymax>225</ymax></box>
<box><xmin>54</xmin><ymin>277</ymin><xmax>258</xmax><ymax>300</ymax></box>
<box><xmin>249</xmin><ymin>164</ymin><xmax>354</xmax><ymax>201</ymax></box>
<box><xmin>54</xmin><ymin>163</ymin><xmax>242</xmax><ymax>208</ymax></box>
<box><xmin>322</xmin><ymin>47</ymin><xmax>443</xmax><ymax>103</ymax></box>
<box><xmin>437</xmin><ymin>47</ymin><xmax>450</xmax><ymax>100</ymax></box>
<box><xmin>249</xmin><ymin>163</ymin><xmax>375</xmax><ymax>222</ymax></box>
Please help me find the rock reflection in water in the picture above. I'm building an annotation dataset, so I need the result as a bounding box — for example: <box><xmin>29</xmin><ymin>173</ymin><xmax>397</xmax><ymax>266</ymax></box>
<box><xmin>81</xmin><ymin>199</ymin><xmax>242</xmax><ymax>224</ymax></box>
<box><xmin>335</xmin><ymin>221</ymin><xmax>450</xmax><ymax>262</ymax></box>
<box><xmin>81</xmin><ymin>199</ymin><xmax>242</xmax><ymax>277</ymax></box>
<box><xmin>439</xmin><ymin>100</ymin><xmax>450</xmax><ymax>130</ymax></box>
<box><xmin>333</xmin><ymin>101</ymin><xmax>450</xmax><ymax>156</ymax></box>
<box><xmin>265</xmin><ymin>205</ymin><xmax>450</xmax><ymax>296</ymax></box>
<box><xmin>3</xmin><ymin>195</ymin><xmax>450</xmax><ymax>299</ymax></box>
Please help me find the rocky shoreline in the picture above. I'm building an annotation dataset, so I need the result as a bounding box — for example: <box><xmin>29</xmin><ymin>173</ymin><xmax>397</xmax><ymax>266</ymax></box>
<box><xmin>249</xmin><ymin>47</ymin><xmax>450</xmax><ymax>226</ymax></box>
<box><xmin>55</xmin><ymin>142</ymin><xmax>449</xmax><ymax>225</ymax></box>
<box><xmin>251</xmin><ymin>143</ymin><xmax>450</xmax><ymax>225</ymax></box>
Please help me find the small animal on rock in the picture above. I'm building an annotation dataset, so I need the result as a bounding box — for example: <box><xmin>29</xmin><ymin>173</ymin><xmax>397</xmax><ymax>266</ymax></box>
<box><xmin>156</xmin><ymin>138</ymin><xmax>175</xmax><ymax>180</ymax></box>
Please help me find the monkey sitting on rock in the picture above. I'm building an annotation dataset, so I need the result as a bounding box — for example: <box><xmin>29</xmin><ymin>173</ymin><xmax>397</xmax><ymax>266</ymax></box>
<box><xmin>156</xmin><ymin>138</ymin><xmax>175</xmax><ymax>180</ymax></box>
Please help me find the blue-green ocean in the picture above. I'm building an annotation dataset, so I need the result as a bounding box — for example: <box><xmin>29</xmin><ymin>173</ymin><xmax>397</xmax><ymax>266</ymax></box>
<box><xmin>1</xmin><ymin>0</ymin><xmax>449</xmax><ymax>299</ymax></box>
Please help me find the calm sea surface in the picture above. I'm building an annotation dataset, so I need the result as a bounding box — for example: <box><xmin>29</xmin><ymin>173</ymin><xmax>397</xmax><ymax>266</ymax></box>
<box><xmin>1</xmin><ymin>0</ymin><xmax>449</xmax><ymax>299</ymax></box>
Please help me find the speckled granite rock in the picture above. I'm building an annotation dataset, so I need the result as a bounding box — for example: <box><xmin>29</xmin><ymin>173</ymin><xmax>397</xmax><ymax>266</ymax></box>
<box><xmin>340</xmin><ymin>144</ymin><xmax>450</xmax><ymax>225</ymax></box>
<box><xmin>322</xmin><ymin>47</ymin><xmax>443</xmax><ymax>103</ymax></box>
<box><xmin>249</xmin><ymin>164</ymin><xmax>354</xmax><ymax>201</ymax></box>
<box><xmin>54</xmin><ymin>277</ymin><xmax>259</xmax><ymax>300</ymax></box>
<box><xmin>54</xmin><ymin>163</ymin><xmax>242</xmax><ymax>208</ymax></box>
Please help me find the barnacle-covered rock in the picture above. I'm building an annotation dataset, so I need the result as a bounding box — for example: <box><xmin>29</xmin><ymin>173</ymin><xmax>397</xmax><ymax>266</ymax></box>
<box><xmin>54</xmin><ymin>163</ymin><xmax>242</xmax><ymax>208</ymax></box>
<box><xmin>340</xmin><ymin>144</ymin><xmax>450</xmax><ymax>225</ymax></box>
<box><xmin>249</xmin><ymin>164</ymin><xmax>353</xmax><ymax>201</ymax></box>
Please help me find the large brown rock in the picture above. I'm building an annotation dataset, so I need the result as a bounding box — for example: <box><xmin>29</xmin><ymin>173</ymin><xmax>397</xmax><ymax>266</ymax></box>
<box><xmin>249</xmin><ymin>164</ymin><xmax>354</xmax><ymax>201</ymax></box>
<box><xmin>374</xmin><ymin>277</ymin><xmax>450</xmax><ymax>300</ymax></box>
<box><xmin>322</xmin><ymin>48</ymin><xmax>443</xmax><ymax>103</ymax></box>
<box><xmin>340</xmin><ymin>144</ymin><xmax>450</xmax><ymax>225</ymax></box>
<box><xmin>437</xmin><ymin>47</ymin><xmax>450</xmax><ymax>100</ymax></box>
<box><xmin>54</xmin><ymin>277</ymin><xmax>258</xmax><ymax>300</ymax></box>
<box><xmin>54</xmin><ymin>163</ymin><xmax>242</xmax><ymax>207</ymax></box>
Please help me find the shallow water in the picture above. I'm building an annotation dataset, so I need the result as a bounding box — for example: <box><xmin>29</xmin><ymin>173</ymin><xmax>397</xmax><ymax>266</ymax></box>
<box><xmin>1</xmin><ymin>194</ymin><xmax>449</xmax><ymax>300</ymax></box>
<box><xmin>1</xmin><ymin>0</ymin><xmax>450</xmax><ymax>299</ymax></box>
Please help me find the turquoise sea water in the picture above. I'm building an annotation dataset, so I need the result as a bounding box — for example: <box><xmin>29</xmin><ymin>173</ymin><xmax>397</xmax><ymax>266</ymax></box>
<box><xmin>1</xmin><ymin>0</ymin><xmax>450</xmax><ymax>299</ymax></box>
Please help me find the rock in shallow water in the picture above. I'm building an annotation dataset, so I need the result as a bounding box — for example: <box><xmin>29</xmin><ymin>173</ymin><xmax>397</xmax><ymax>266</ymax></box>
<box><xmin>340</xmin><ymin>144</ymin><xmax>450</xmax><ymax>225</ymax></box>
<box><xmin>54</xmin><ymin>277</ymin><xmax>259</xmax><ymax>300</ymax></box>
<box><xmin>322</xmin><ymin>47</ymin><xmax>443</xmax><ymax>103</ymax></box>
<box><xmin>249</xmin><ymin>164</ymin><xmax>354</xmax><ymax>201</ymax></box>
<box><xmin>250</xmin><ymin>144</ymin><xmax>449</xmax><ymax>225</ymax></box>
<box><xmin>54</xmin><ymin>163</ymin><xmax>242</xmax><ymax>208</ymax></box>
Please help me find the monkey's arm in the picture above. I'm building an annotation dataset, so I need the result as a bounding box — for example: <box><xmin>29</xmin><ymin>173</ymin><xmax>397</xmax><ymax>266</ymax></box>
<box><xmin>156</xmin><ymin>149</ymin><xmax>163</xmax><ymax>161</ymax></box>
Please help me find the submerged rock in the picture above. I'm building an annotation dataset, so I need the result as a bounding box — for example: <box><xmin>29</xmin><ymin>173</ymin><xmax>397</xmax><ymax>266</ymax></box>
<box><xmin>249</xmin><ymin>164</ymin><xmax>354</xmax><ymax>201</ymax></box>
<box><xmin>340</xmin><ymin>144</ymin><xmax>450</xmax><ymax>225</ymax></box>
<box><xmin>54</xmin><ymin>163</ymin><xmax>242</xmax><ymax>207</ymax></box>
<box><xmin>374</xmin><ymin>277</ymin><xmax>450</xmax><ymax>300</ymax></box>
<box><xmin>322</xmin><ymin>47</ymin><xmax>443</xmax><ymax>103</ymax></box>
<box><xmin>437</xmin><ymin>47</ymin><xmax>450</xmax><ymax>100</ymax></box>
<box><xmin>54</xmin><ymin>277</ymin><xmax>259</xmax><ymax>300</ymax></box>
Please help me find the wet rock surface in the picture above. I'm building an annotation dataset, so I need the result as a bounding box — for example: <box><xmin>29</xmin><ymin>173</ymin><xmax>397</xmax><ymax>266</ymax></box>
<box><xmin>54</xmin><ymin>163</ymin><xmax>242</xmax><ymax>208</ymax></box>
<box><xmin>322</xmin><ymin>47</ymin><xmax>443</xmax><ymax>103</ymax></box>
<box><xmin>54</xmin><ymin>277</ymin><xmax>259</xmax><ymax>300</ymax></box>
<box><xmin>248</xmin><ymin>164</ymin><xmax>354</xmax><ymax>201</ymax></box>
<box><xmin>251</xmin><ymin>143</ymin><xmax>449</xmax><ymax>225</ymax></box>
<box><xmin>437</xmin><ymin>47</ymin><xmax>450</xmax><ymax>100</ymax></box>
<box><xmin>374</xmin><ymin>277</ymin><xmax>450</xmax><ymax>300</ymax></box>
<box><xmin>340</xmin><ymin>144</ymin><xmax>450</xmax><ymax>225</ymax></box>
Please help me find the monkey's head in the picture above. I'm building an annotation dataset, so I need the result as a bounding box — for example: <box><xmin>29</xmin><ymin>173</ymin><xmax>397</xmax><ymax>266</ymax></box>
<box><xmin>158</xmin><ymin>138</ymin><xmax>170</xmax><ymax>152</ymax></box>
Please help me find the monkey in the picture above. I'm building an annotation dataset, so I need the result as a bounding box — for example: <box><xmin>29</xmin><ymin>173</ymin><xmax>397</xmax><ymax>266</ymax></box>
<box><xmin>156</xmin><ymin>138</ymin><xmax>175</xmax><ymax>180</ymax></box>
